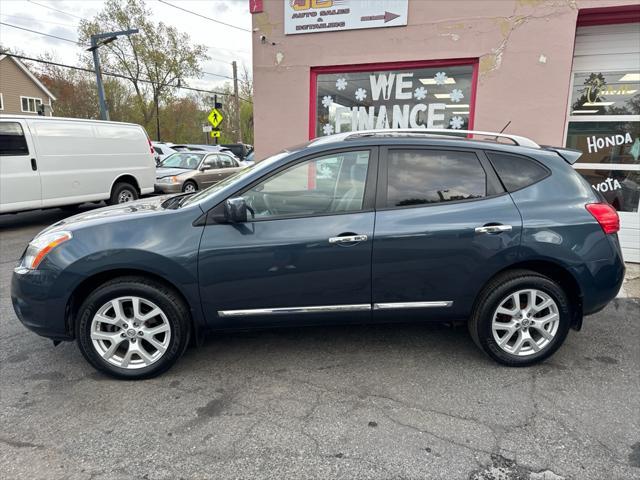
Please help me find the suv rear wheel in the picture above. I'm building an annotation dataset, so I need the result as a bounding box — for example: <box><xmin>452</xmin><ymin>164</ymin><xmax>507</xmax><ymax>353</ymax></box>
<box><xmin>76</xmin><ymin>276</ymin><xmax>190</xmax><ymax>379</ymax></box>
<box><xmin>469</xmin><ymin>269</ymin><xmax>571</xmax><ymax>366</ymax></box>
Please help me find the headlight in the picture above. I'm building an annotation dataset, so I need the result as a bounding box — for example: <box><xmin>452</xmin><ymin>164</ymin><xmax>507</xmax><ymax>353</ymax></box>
<box><xmin>23</xmin><ymin>231</ymin><xmax>72</xmax><ymax>269</ymax></box>
<box><xmin>157</xmin><ymin>176</ymin><xmax>179</xmax><ymax>184</ymax></box>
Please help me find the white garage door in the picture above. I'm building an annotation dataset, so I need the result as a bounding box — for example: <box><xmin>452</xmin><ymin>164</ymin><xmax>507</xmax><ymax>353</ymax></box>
<box><xmin>566</xmin><ymin>23</ymin><xmax>640</xmax><ymax>263</ymax></box>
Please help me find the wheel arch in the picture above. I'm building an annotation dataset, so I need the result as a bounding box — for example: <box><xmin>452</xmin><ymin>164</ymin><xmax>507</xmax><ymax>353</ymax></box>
<box><xmin>110</xmin><ymin>174</ymin><xmax>141</xmax><ymax>195</ymax></box>
<box><xmin>476</xmin><ymin>259</ymin><xmax>584</xmax><ymax>330</ymax></box>
<box><xmin>65</xmin><ymin>268</ymin><xmax>204</xmax><ymax>342</ymax></box>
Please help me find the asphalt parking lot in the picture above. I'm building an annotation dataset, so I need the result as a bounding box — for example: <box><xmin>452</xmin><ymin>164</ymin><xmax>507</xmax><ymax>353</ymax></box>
<box><xmin>1</xmin><ymin>207</ymin><xmax>639</xmax><ymax>480</ymax></box>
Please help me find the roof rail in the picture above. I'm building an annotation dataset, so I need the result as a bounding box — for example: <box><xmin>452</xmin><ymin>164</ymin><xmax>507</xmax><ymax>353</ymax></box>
<box><xmin>312</xmin><ymin>128</ymin><xmax>540</xmax><ymax>149</ymax></box>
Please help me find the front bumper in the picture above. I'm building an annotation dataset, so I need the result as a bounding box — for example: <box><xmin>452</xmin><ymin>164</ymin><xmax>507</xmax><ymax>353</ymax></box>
<box><xmin>154</xmin><ymin>182</ymin><xmax>183</xmax><ymax>194</ymax></box>
<box><xmin>11</xmin><ymin>266</ymin><xmax>72</xmax><ymax>340</ymax></box>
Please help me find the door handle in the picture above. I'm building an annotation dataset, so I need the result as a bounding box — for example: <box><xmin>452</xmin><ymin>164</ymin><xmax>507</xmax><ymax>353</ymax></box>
<box><xmin>328</xmin><ymin>234</ymin><xmax>368</xmax><ymax>244</ymax></box>
<box><xmin>475</xmin><ymin>225</ymin><xmax>512</xmax><ymax>234</ymax></box>
<box><xmin>30</xmin><ymin>158</ymin><xmax>37</xmax><ymax>171</ymax></box>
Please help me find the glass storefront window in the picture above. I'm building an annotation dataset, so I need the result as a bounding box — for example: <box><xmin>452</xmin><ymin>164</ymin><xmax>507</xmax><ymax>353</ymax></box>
<box><xmin>566</xmin><ymin>121</ymin><xmax>640</xmax><ymax>165</ymax></box>
<box><xmin>568</xmin><ymin>69</ymin><xmax>640</xmax><ymax>217</ymax></box>
<box><xmin>314</xmin><ymin>63</ymin><xmax>474</xmax><ymax>137</ymax></box>
<box><xmin>570</xmin><ymin>70</ymin><xmax>640</xmax><ymax>116</ymax></box>
<box><xmin>577</xmin><ymin>168</ymin><xmax>639</xmax><ymax>213</ymax></box>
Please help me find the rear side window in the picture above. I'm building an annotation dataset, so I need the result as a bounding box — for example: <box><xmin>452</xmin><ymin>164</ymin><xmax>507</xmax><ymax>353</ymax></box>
<box><xmin>0</xmin><ymin>122</ymin><xmax>29</xmax><ymax>156</ymax></box>
<box><xmin>487</xmin><ymin>152</ymin><xmax>549</xmax><ymax>192</ymax></box>
<box><xmin>386</xmin><ymin>150</ymin><xmax>486</xmax><ymax>207</ymax></box>
<box><xmin>154</xmin><ymin>146</ymin><xmax>164</xmax><ymax>155</ymax></box>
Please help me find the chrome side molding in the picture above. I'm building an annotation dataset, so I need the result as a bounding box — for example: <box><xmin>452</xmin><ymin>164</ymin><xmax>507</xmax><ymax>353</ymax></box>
<box><xmin>218</xmin><ymin>304</ymin><xmax>371</xmax><ymax>317</ymax></box>
<box><xmin>373</xmin><ymin>301</ymin><xmax>453</xmax><ymax>310</ymax></box>
<box><xmin>218</xmin><ymin>301</ymin><xmax>453</xmax><ymax>317</ymax></box>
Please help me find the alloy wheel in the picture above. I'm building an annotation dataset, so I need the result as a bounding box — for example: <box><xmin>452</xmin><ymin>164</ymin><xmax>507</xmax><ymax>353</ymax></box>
<box><xmin>183</xmin><ymin>183</ymin><xmax>196</xmax><ymax>193</ymax></box>
<box><xmin>491</xmin><ymin>289</ymin><xmax>560</xmax><ymax>357</ymax></box>
<box><xmin>90</xmin><ymin>296</ymin><xmax>172</xmax><ymax>369</ymax></box>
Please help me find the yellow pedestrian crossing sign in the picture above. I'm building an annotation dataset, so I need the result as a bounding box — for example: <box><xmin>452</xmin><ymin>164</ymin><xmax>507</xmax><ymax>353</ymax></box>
<box><xmin>207</xmin><ymin>108</ymin><xmax>224</xmax><ymax>128</ymax></box>
<box><xmin>210</xmin><ymin>130</ymin><xmax>221</xmax><ymax>138</ymax></box>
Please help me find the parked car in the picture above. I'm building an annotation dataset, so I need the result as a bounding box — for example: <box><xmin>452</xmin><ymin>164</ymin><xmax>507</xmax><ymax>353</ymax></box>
<box><xmin>0</xmin><ymin>115</ymin><xmax>155</xmax><ymax>213</ymax></box>
<box><xmin>221</xmin><ymin>143</ymin><xmax>253</xmax><ymax>161</ymax></box>
<box><xmin>239</xmin><ymin>150</ymin><xmax>255</xmax><ymax>168</ymax></box>
<box><xmin>155</xmin><ymin>151</ymin><xmax>244</xmax><ymax>193</ymax></box>
<box><xmin>11</xmin><ymin>129</ymin><xmax>625</xmax><ymax>379</ymax></box>
<box><xmin>152</xmin><ymin>141</ymin><xmax>177</xmax><ymax>165</ymax></box>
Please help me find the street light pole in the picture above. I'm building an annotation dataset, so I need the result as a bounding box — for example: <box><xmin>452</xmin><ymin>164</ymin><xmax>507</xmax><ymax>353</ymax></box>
<box><xmin>87</xmin><ymin>29</ymin><xmax>139</xmax><ymax>121</ymax></box>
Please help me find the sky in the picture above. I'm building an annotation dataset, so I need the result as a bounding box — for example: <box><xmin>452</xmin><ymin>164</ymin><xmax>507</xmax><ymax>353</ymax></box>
<box><xmin>0</xmin><ymin>0</ymin><xmax>253</xmax><ymax>93</ymax></box>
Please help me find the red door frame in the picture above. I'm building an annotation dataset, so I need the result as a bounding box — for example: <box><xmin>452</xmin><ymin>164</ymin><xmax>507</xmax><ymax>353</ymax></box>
<box><xmin>308</xmin><ymin>58</ymin><xmax>479</xmax><ymax>139</ymax></box>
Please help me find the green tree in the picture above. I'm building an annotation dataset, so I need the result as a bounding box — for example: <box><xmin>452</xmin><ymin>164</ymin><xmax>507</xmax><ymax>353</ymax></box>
<box><xmin>78</xmin><ymin>0</ymin><xmax>208</xmax><ymax>136</ymax></box>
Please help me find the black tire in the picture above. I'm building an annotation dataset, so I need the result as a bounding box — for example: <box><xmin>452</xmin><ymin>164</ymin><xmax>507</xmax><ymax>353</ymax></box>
<box><xmin>468</xmin><ymin>269</ymin><xmax>571</xmax><ymax>367</ymax></box>
<box><xmin>182</xmin><ymin>180</ymin><xmax>198</xmax><ymax>193</ymax></box>
<box><xmin>108</xmin><ymin>182</ymin><xmax>138</xmax><ymax>205</ymax></box>
<box><xmin>76</xmin><ymin>276</ymin><xmax>191</xmax><ymax>379</ymax></box>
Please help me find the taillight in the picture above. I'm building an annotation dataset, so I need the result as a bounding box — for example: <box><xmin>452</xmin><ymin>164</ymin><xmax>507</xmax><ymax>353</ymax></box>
<box><xmin>586</xmin><ymin>203</ymin><xmax>619</xmax><ymax>234</ymax></box>
<box><xmin>147</xmin><ymin>137</ymin><xmax>154</xmax><ymax>155</ymax></box>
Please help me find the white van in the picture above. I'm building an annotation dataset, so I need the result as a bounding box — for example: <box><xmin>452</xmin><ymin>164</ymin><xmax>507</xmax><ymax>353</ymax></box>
<box><xmin>0</xmin><ymin>115</ymin><xmax>156</xmax><ymax>214</ymax></box>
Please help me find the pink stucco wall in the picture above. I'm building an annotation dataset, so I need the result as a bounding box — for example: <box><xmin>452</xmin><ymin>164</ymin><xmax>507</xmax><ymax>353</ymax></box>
<box><xmin>251</xmin><ymin>0</ymin><xmax>638</xmax><ymax>158</ymax></box>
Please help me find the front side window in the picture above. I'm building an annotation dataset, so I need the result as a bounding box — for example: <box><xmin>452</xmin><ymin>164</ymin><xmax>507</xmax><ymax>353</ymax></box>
<box><xmin>386</xmin><ymin>150</ymin><xmax>486</xmax><ymax>207</ymax></box>
<box><xmin>159</xmin><ymin>152</ymin><xmax>205</xmax><ymax>169</ymax></box>
<box><xmin>314</xmin><ymin>63</ymin><xmax>474</xmax><ymax>138</ymax></box>
<box><xmin>0</xmin><ymin>122</ymin><xmax>29</xmax><ymax>156</ymax></box>
<box><xmin>243</xmin><ymin>150</ymin><xmax>371</xmax><ymax>219</ymax></box>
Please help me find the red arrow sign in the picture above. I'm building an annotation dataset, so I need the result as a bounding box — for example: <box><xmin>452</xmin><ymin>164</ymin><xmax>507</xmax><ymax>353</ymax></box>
<box><xmin>361</xmin><ymin>11</ymin><xmax>400</xmax><ymax>23</ymax></box>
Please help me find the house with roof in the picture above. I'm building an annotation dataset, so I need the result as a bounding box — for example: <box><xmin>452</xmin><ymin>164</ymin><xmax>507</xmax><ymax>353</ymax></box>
<box><xmin>0</xmin><ymin>54</ymin><xmax>56</xmax><ymax>116</ymax></box>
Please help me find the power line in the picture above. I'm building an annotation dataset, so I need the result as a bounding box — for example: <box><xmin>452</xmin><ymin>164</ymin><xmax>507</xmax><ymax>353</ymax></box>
<box><xmin>0</xmin><ymin>21</ymin><xmax>79</xmax><ymax>44</ymax></box>
<box><xmin>2</xmin><ymin>21</ymin><xmax>236</xmax><ymax>81</ymax></box>
<box><xmin>2</xmin><ymin>52</ymin><xmax>232</xmax><ymax>97</ymax></box>
<box><xmin>0</xmin><ymin>13</ymin><xmax>78</xmax><ymax>28</ymax></box>
<box><xmin>27</xmin><ymin>0</ymin><xmax>85</xmax><ymax>21</ymax></box>
<box><xmin>157</xmin><ymin>0</ymin><xmax>252</xmax><ymax>33</ymax></box>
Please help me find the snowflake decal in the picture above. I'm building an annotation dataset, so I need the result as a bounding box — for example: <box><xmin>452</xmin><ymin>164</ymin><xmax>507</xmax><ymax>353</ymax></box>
<box><xmin>450</xmin><ymin>89</ymin><xmax>464</xmax><ymax>103</ymax></box>
<box><xmin>414</xmin><ymin>86</ymin><xmax>427</xmax><ymax>100</ymax></box>
<box><xmin>434</xmin><ymin>71</ymin><xmax>448</xmax><ymax>85</ymax></box>
<box><xmin>335</xmin><ymin>78</ymin><xmax>347</xmax><ymax>90</ymax></box>
<box><xmin>354</xmin><ymin>87</ymin><xmax>367</xmax><ymax>102</ymax></box>
<box><xmin>322</xmin><ymin>123</ymin><xmax>334</xmax><ymax>136</ymax></box>
<box><xmin>321</xmin><ymin>95</ymin><xmax>333</xmax><ymax>109</ymax></box>
<box><xmin>449</xmin><ymin>116</ymin><xmax>464</xmax><ymax>130</ymax></box>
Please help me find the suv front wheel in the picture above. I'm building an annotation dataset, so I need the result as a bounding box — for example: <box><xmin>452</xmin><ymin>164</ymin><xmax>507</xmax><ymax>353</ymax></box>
<box><xmin>76</xmin><ymin>276</ymin><xmax>190</xmax><ymax>379</ymax></box>
<box><xmin>469</xmin><ymin>270</ymin><xmax>571</xmax><ymax>366</ymax></box>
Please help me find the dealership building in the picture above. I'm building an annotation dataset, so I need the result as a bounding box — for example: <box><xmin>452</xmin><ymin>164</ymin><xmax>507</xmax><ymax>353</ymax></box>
<box><xmin>251</xmin><ymin>0</ymin><xmax>640</xmax><ymax>261</ymax></box>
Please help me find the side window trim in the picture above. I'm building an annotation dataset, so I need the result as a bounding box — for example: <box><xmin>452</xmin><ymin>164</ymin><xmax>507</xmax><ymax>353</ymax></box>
<box><xmin>376</xmin><ymin>146</ymin><xmax>505</xmax><ymax>211</ymax></box>
<box><xmin>205</xmin><ymin>146</ymin><xmax>379</xmax><ymax>224</ymax></box>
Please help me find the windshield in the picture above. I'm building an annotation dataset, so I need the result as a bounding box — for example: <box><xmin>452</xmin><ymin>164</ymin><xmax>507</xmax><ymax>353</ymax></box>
<box><xmin>179</xmin><ymin>151</ymin><xmax>290</xmax><ymax>207</ymax></box>
<box><xmin>159</xmin><ymin>152</ymin><xmax>205</xmax><ymax>169</ymax></box>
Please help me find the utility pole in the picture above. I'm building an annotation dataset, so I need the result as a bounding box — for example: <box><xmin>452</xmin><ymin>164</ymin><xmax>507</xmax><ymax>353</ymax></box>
<box><xmin>232</xmin><ymin>61</ymin><xmax>241</xmax><ymax>143</ymax></box>
<box><xmin>214</xmin><ymin>94</ymin><xmax>218</xmax><ymax>145</ymax></box>
<box><xmin>87</xmin><ymin>29</ymin><xmax>139</xmax><ymax>121</ymax></box>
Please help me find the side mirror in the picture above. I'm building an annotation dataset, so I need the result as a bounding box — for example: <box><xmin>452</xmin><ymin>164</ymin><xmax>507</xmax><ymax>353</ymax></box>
<box><xmin>200</xmin><ymin>164</ymin><xmax>212</xmax><ymax>171</ymax></box>
<box><xmin>224</xmin><ymin>197</ymin><xmax>248</xmax><ymax>223</ymax></box>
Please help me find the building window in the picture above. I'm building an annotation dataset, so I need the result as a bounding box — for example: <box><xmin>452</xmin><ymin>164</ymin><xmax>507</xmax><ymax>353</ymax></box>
<box><xmin>566</xmin><ymin>69</ymin><xmax>640</xmax><ymax>214</ymax></box>
<box><xmin>20</xmin><ymin>96</ymin><xmax>42</xmax><ymax>113</ymax></box>
<box><xmin>312</xmin><ymin>61</ymin><xmax>475</xmax><ymax>138</ymax></box>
